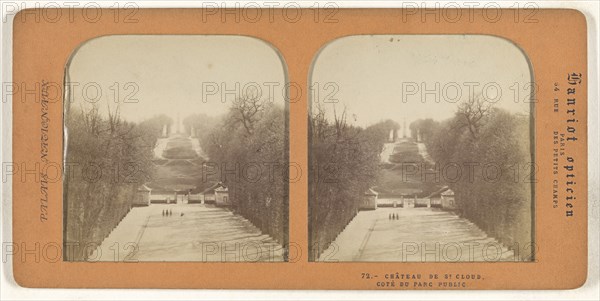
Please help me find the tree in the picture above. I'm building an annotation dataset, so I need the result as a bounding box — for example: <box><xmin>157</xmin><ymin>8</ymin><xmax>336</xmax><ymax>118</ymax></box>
<box><xmin>425</xmin><ymin>97</ymin><xmax>533</xmax><ymax>260</ymax></box>
<box><xmin>409</xmin><ymin>118</ymin><xmax>439</xmax><ymax>143</ymax></box>
<box><xmin>65</xmin><ymin>105</ymin><xmax>156</xmax><ymax>261</ymax></box>
<box><xmin>455</xmin><ymin>94</ymin><xmax>492</xmax><ymax>139</ymax></box>
<box><xmin>308</xmin><ymin>104</ymin><xmax>382</xmax><ymax>260</ymax></box>
<box><xmin>198</xmin><ymin>97</ymin><xmax>288</xmax><ymax>250</ymax></box>
<box><xmin>228</xmin><ymin>94</ymin><xmax>265</xmax><ymax>136</ymax></box>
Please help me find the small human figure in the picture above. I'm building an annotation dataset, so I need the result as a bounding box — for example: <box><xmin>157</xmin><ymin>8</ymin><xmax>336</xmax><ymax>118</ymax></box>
<box><xmin>388</xmin><ymin>213</ymin><xmax>391</xmax><ymax>220</ymax></box>
<box><xmin>169</xmin><ymin>209</ymin><xmax>172</xmax><ymax>216</ymax></box>
<box><xmin>395</xmin><ymin>213</ymin><xmax>399</xmax><ymax>220</ymax></box>
<box><xmin>162</xmin><ymin>210</ymin><xmax>165</xmax><ymax>216</ymax></box>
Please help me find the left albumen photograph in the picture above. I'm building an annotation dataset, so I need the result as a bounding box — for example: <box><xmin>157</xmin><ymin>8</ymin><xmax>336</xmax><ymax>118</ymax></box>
<box><xmin>63</xmin><ymin>36</ymin><xmax>289</xmax><ymax>262</ymax></box>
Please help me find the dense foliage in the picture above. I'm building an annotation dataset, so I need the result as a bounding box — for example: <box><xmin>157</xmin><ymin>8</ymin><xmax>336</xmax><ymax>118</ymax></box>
<box><xmin>425</xmin><ymin>97</ymin><xmax>534</xmax><ymax>260</ymax></box>
<box><xmin>308</xmin><ymin>105</ymin><xmax>393</xmax><ymax>260</ymax></box>
<box><xmin>64</xmin><ymin>105</ymin><xmax>162</xmax><ymax>261</ymax></box>
<box><xmin>197</xmin><ymin>97</ymin><xmax>289</xmax><ymax>253</ymax></box>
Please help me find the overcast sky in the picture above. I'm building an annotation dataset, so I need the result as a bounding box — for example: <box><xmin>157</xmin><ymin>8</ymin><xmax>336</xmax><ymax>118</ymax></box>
<box><xmin>310</xmin><ymin>35</ymin><xmax>533</xmax><ymax>128</ymax></box>
<box><xmin>67</xmin><ymin>35</ymin><xmax>286</xmax><ymax>122</ymax></box>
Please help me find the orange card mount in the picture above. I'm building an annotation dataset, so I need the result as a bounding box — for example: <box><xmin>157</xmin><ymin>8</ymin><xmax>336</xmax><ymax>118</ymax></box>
<box><xmin>10</xmin><ymin>8</ymin><xmax>587</xmax><ymax>289</ymax></box>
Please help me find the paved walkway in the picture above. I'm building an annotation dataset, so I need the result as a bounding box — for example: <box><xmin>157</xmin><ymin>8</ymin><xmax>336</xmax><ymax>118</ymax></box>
<box><xmin>416</xmin><ymin>142</ymin><xmax>435</xmax><ymax>164</ymax></box>
<box><xmin>380</xmin><ymin>143</ymin><xmax>395</xmax><ymax>163</ymax></box>
<box><xmin>92</xmin><ymin>204</ymin><xmax>284</xmax><ymax>262</ymax></box>
<box><xmin>318</xmin><ymin>208</ymin><xmax>515</xmax><ymax>262</ymax></box>
<box><xmin>153</xmin><ymin>138</ymin><xmax>169</xmax><ymax>159</ymax></box>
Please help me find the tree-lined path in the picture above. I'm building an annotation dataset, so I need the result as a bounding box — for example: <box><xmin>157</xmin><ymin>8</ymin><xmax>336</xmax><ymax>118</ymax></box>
<box><xmin>315</xmin><ymin>133</ymin><xmax>518</xmax><ymax>262</ymax></box>
<box><xmin>90</xmin><ymin>131</ymin><xmax>285</xmax><ymax>262</ymax></box>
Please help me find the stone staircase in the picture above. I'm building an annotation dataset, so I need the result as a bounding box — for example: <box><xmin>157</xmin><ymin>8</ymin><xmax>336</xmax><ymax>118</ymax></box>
<box><xmin>93</xmin><ymin>204</ymin><xmax>285</xmax><ymax>262</ymax></box>
<box><xmin>319</xmin><ymin>208</ymin><xmax>515</xmax><ymax>262</ymax></box>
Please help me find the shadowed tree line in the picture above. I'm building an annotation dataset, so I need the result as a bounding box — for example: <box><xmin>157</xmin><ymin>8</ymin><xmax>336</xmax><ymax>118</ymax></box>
<box><xmin>308</xmin><ymin>104</ymin><xmax>395</xmax><ymax>261</ymax></box>
<box><xmin>64</xmin><ymin>104</ymin><xmax>169</xmax><ymax>261</ymax></box>
<box><xmin>421</xmin><ymin>96</ymin><xmax>533</xmax><ymax>260</ymax></box>
<box><xmin>195</xmin><ymin>96</ymin><xmax>289</xmax><ymax>254</ymax></box>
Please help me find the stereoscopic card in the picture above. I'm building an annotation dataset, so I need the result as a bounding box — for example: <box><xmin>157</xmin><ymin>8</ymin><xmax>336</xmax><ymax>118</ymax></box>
<box><xmin>9</xmin><ymin>8</ymin><xmax>588</xmax><ymax>289</ymax></box>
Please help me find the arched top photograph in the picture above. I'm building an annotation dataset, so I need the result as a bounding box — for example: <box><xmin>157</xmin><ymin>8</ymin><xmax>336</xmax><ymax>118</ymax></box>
<box><xmin>308</xmin><ymin>34</ymin><xmax>534</xmax><ymax>263</ymax></box>
<box><xmin>63</xmin><ymin>35</ymin><xmax>289</xmax><ymax>263</ymax></box>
